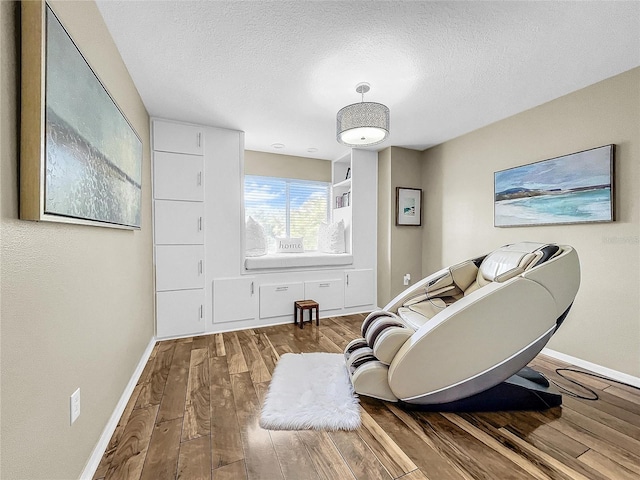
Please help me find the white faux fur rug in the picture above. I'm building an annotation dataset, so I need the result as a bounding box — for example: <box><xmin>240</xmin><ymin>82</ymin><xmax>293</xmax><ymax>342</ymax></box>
<box><xmin>259</xmin><ymin>352</ymin><xmax>361</xmax><ymax>431</ymax></box>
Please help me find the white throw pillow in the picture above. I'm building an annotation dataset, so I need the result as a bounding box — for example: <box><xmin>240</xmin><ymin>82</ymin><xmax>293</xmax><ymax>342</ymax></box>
<box><xmin>318</xmin><ymin>220</ymin><xmax>345</xmax><ymax>254</ymax></box>
<box><xmin>276</xmin><ymin>237</ymin><xmax>304</xmax><ymax>253</ymax></box>
<box><xmin>245</xmin><ymin>216</ymin><xmax>267</xmax><ymax>257</ymax></box>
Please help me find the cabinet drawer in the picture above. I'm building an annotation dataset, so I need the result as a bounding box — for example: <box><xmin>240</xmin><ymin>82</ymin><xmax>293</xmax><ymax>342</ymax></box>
<box><xmin>213</xmin><ymin>277</ymin><xmax>257</xmax><ymax>324</ymax></box>
<box><xmin>153</xmin><ymin>120</ymin><xmax>203</xmax><ymax>155</ymax></box>
<box><xmin>156</xmin><ymin>245</ymin><xmax>204</xmax><ymax>291</ymax></box>
<box><xmin>153</xmin><ymin>152</ymin><xmax>204</xmax><ymax>201</ymax></box>
<box><xmin>304</xmin><ymin>279</ymin><xmax>344</xmax><ymax>311</ymax></box>
<box><xmin>156</xmin><ymin>289</ymin><xmax>205</xmax><ymax>338</ymax></box>
<box><xmin>154</xmin><ymin>200</ymin><xmax>204</xmax><ymax>245</ymax></box>
<box><xmin>259</xmin><ymin>282</ymin><xmax>304</xmax><ymax>319</ymax></box>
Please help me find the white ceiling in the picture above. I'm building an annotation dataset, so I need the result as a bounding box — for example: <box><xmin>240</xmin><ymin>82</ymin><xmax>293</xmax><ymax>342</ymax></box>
<box><xmin>96</xmin><ymin>1</ymin><xmax>640</xmax><ymax>161</ymax></box>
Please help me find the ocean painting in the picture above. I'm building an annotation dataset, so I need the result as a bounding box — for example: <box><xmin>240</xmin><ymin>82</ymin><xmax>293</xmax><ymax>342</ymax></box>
<box><xmin>44</xmin><ymin>5</ymin><xmax>142</xmax><ymax>228</ymax></box>
<box><xmin>494</xmin><ymin>145</ymin><xmax>613</xmax><ymax>227</ymax></box>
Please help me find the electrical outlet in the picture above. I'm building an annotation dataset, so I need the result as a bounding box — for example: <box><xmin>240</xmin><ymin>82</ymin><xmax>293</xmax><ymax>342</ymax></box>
<box><xmin>70</xmin><ymin>388</ymin><xmax>81</xmax><ymax>425</ymax></box>
<box><xmin>403</xmin><ymin>273</ymin><xmax>411</xmax><ymax>286</ymax></box>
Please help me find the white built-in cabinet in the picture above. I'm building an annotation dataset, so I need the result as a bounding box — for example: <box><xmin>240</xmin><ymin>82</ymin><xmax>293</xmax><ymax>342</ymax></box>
<box><xmin>344</xmin><ymin>269</ymin><xmax>374</xmax><ymax>308</ymax></box>
<box><xmin>152</xmin><ymin>119</ymin><xmax>205</xmax><ymax>338</ymax></box>
<box><xmin>152</xmin><ymin>119</ymin><xmax>377</xmax><ymax>338</ymax></box>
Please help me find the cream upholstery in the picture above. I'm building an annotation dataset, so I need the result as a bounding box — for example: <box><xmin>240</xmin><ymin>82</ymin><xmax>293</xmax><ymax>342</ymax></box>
<box><xmin>344</xmin><ymin>242</ymin><xmax>580</xmax><ymax>405</ymax></box>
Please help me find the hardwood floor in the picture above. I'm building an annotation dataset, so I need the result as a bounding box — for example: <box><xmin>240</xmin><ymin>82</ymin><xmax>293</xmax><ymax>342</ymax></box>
<box><xmin>93</xmin><ymin>314</ymin><xmax>640</xmax><ymax>480</ymax></box>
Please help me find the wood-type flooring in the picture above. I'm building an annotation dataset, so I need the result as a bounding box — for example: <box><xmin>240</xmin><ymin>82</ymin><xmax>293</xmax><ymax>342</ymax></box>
<box><xmin>94</xmin><ymin>314</ymin><xmax>640</xmax><ymax>480</ymax></box>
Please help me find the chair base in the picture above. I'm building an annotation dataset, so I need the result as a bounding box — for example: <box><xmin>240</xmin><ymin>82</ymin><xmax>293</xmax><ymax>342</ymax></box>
<box><xmin>400</xmin><ymin>367</ymin><xmax>562</xmax><ymax>412</ymax></box>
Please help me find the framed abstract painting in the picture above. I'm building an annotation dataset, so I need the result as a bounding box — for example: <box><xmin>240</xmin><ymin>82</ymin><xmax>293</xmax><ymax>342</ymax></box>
<box><xmin>494</xmin><ymin>145</ymin><xmax>614</xmax><ymax>227</ymax></box>
<box><xmin>20</xmin><ymin>1</ymin><xmax>143</xmax><ymax>229</ymax></box>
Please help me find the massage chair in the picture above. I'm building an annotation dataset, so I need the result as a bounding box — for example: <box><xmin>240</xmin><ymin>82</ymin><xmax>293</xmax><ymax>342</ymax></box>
<box><xmin>344</xmin><ymin>242</ymin><xmax>580</xmax><ymax>411</ymax></box>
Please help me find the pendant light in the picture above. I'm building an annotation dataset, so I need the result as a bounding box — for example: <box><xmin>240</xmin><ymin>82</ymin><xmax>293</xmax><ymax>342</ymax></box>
<box><xmin>336</xmin><ymin>82</ymin><xmax>389</xmax><ymax>146</ymax></box>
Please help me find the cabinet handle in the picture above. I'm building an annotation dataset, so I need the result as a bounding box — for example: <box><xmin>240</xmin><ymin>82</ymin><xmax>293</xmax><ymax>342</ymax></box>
<box><xmin>198</xmin><ymin>260</ymin><xmax>203</xmax><ymax>275</ymax></box>
<box><xmin>319</xmin><ymin>283</ymin><xmax>330</xmax><ymax>287</ymax></box>
<box><xmin>199</xmin><ymin>305</ymin><xmax>203</xmax><ymax>319</ymax></box>
<box><xmin>197</xmin><ymin>132</ymin><xmax>201</xmax><ymax>147</ymax></box>
<box><xmin>276</xmin><ymin>286</ymin><xmax>288</xmax><ymax>292</ymax></box>
<box><xmin>346</xmin><ymin>274</ymin><xmax>349</xmax><ymax>286</ymax></box>
<box><xmin>197</xmin><ymin>171</ymin><xmax>202</xmax><ymax>186</ymax></box>
<box><xmin>251</xmin><ymin>281</ymin><xmax>254</xmax><ymax>295</ymax></box>
<box><xmin>198</xmin><ymin>216</ymin><xmax>203</xmax><ymax>231</ymax></box>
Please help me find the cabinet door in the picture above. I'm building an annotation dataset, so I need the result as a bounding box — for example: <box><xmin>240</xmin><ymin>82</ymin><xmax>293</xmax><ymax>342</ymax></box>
<box><xmin>156</xmin><ymin>289</ymin><xmax>205</xmax><ymax>338</ymax></box>
<box><xmin>156</xmin><ymin>245</ymin><xmax>205</xmax><ymax>291</ymax></box>
<box><xmin>154</xmin><ymin>152</ymin><xmax>204</xmax><ymax>201</ymax></box>
<box><xmin>154</xmin><ymin>200</ymin><xmax>204</xmax><ymax>245</ymax></box>
<box><xmin>153</xmin><ymin>120</ymin><xmax>203</xmax><ymax>155</ymax></box>
<box><xmin>259</xmin><ymin>282</ymin><xmax>304</xmax><ymax>319</ymax></box>
<box><xmin>304</xmin><ymin>279</ymin><xmax>344</xmax><ymax>311</ymax></box>
<box><xmin>213</xmin><ymin>277</ymin><xmax>257</xmax><ymax>324</ymax></box>
<box><xmin>344</xmin><ymin>269</ymin><xmax>374</xmax><ymax>308</ymax></box>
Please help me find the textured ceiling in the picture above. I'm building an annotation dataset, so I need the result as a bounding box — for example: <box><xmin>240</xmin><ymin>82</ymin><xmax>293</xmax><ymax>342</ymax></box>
<box><xmin>96</xmin><ymin>1</ymin><xmax>640</xmax><ymax>161</ymax></box>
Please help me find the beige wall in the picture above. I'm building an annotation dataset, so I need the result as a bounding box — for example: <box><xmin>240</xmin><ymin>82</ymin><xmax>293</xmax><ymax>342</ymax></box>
<box><xmin>1</xmin><ymin>2</ymin><xmax>154</xmax><ymax>479</ymax></box>
<box><xmin>421</xmin><ymin>68</ymin><xmax>640</xmax><ymax>377</ymax></box>
<box><xmin>245</xmin><ymin>150</ymin><xmax>331</xmax><ymax>182</ymax></box>
<box><xmin>377</xmin><ymin>147</ymin><xmax>423</xmax><ymax>306</ymax></box>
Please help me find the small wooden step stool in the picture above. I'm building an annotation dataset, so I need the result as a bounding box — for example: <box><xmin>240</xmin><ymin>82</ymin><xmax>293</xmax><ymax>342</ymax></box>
<box><xmin>294</xmin><ymin>300</ymin><xmax>319</xmax><ymax>329</ymax></box>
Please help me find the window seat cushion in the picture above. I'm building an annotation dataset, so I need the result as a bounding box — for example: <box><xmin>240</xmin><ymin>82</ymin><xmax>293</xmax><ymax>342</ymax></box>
<box><xmin>245</xmin><ymin>252</ymin><xmax>353</xmax><ymax>270</ymax></box>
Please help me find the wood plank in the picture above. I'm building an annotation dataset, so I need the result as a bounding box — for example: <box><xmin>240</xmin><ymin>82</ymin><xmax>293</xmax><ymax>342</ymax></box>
<box><xmin>578</xmin><ymin>449</ymin><xmax>639</xmax><ymax>480</ymax></box>
<box><xmin>400</xmin><ymin>470</ymin><xmax>430</xmax><ymax>480</ymax></box>
<box><xmin>157</xmin><ymin>342</ymin><xmax>192</xmax><ymax>423</ymax></box>
<box><xmin>208</xmin><ymin>333</ymin><xmax>226</xmax><ymax>357</ymax></box>
<box><xmin>224</xmin><ymin>332</ymin><xmax>249</xmax><ymax>374</ymax></box>
<box><xmin>94</xmin><ymin>383</ymin><xmax>144</xmax><ymax>479</ymax></box>
<box><xmin>139</xmin><ymin>418</ymin><xmax>182</xmax><ymax>480</ymax></box>
<box><xmin>496</xmin><ymin>428</ymin><xmax>594</xmax><ymax>480</ymax></box>
<box><xmin>604</xmin><ymin>385</ymin><xmax>640</xmax><ymax>403</ymax></box>
<box><xmin>358</xmin><ymin>409</ymin><xmax>417</xmax><ymax>478</ymax></box>
<box><xmin>236</xmin><ymin>329</ymin><xmax>271</xmax><ymax>384</ymax></box>
<box><xmin>136</xmin><ymin>342</ymin><xmax>175</xmax><ymax>408</ymax></box>
<box><xmin>183</xmin><ymin>348</ymin><xmax>211</xmax><ymax>441</ymax></box>
<box><xmin>562</xmin><ymin>395</ymin><xmax>640</xmax><ymax>441</ymax></box>
<box><xmin>440</xmin><ymin>413</ymin><xmax>547</xmax><ymax>480</ymax></box>
<box><xmin>213</xmin><ymin>460</ymin><xmax>247</xmax><ymax>480</ymax></box>
<box><xmin>210</xmin><ymin>356</ymin><xmax>244</xmax><ymax>468</ymax></box>
<box><xmin>177</xmin><ymin>435</ymin><xmax>212</xmax><ymax>480</ymax></box>
<box><xmin>192</xmin><ymin>335</ymin><xmax>209</xmax><ymax>350</ymax></box>
<box><xmin>105</xmin><ymin>405</ymin><xmax>159</xmax><ymax>480</ymax></box>
<box><xmin>538</xmin><ymin>411</ymin><xmax>640</xmax><ymax>475</ymax></box>
<box><xmin>361</xmin><ymin>399</ymin><xmax>467</xmax><ymax>480</ymax></box>
<box><xmin>559</xmin><ymin>407</ymin><xmax>640</xmax><ymax>456</ymax></box>
<box><xmin>230</xmin><ymin>371</ymin><xmax>283</xmax><ymax>480</ymax></box>
<box><xmin>270</xmin><ymin>430</ymin><xmax>321</xmax><ymax>480</ymax></box>
<box><xmin>329</xmin><ymin>429</ymin><xmax>392</xmax><ymax>480</ymax></box>
<box><xmin>252</xmin><ymin>332</ymin><xmax>280</xmax><ymax>374</ymax></box>
<box><xmin>297</xmin><ymin>430</ymin><xmax>356</xmax><ymax>480</ymax></box>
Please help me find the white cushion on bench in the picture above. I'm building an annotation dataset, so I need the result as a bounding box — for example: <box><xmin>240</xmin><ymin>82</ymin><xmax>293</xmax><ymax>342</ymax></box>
<box><xmin>245</xmin><ymin>252</ymin><xmax>353</xmax><ymax>270</ymax></box>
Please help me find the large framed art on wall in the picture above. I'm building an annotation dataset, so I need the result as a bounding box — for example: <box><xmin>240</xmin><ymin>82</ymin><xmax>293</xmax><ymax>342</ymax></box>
<box><xmin>20</xmin><ymin>1</ymin><xmax>143</xmax><ymax>229</ymax></box>
<box><xmin>494</xmin><ymin>145</ymin><xmax>614</xmax><ymax>227</ymax></box>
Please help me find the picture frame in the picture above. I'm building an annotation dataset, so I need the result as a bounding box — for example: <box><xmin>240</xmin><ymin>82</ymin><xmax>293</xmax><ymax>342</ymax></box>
<box><xmin>494</xmin><ymin>145</ymin><xmax>614</xmax><ymax>227</ymax></box>
<box><xmin>396</xmin><ymin>187</ymin><xmax>422</xmax><ymax>226</ymax></box>
<box><xmin>20</xmin><ymin>1</ymin><xmax>143</xmax><ymax>229</ymax></box>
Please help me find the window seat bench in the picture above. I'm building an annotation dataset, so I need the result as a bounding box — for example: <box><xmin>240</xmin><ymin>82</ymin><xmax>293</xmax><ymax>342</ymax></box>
<box><xmin>245</xmin><ymin>252</ymin><xmax>353</xmax><ymax>270</ymax></box>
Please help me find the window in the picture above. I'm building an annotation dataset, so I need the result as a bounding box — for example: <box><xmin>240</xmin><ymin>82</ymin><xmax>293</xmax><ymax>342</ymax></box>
<box><xmin>245</xmin><ymin>175</ymin><xmax>330</xmax><ymax>252</ymax></box>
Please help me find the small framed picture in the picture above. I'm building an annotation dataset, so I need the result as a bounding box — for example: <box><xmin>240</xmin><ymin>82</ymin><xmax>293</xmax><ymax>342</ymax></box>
<box><xmin>396</xmin><ymin>187</ymin><xmax>422</xmax><ymax>226</ymax></box>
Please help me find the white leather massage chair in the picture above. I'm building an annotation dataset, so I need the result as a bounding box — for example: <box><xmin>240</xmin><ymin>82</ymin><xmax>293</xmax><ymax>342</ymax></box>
<box><xmin>344</xmin><ymin>242</ymin><xmax>580</xmax><ymax>411</ymax></box>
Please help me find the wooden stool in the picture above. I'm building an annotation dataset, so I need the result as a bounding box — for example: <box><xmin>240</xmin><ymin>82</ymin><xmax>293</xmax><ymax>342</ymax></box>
<box><xmin>294</xmin><ymin>300</ymin><xmax>319</xmax><ymax>329</ymax></box>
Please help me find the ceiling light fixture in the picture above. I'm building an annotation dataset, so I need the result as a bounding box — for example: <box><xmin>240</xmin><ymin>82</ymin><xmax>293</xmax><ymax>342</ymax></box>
<box><xmin>271</xmin><ymin>143</ymin><xmax>285</xmax><ymax>149</ymax></box>
<box><xmin>336</xmin><ymin>82</ymin><xmax>389</xmax><ymax>147</ymax></box>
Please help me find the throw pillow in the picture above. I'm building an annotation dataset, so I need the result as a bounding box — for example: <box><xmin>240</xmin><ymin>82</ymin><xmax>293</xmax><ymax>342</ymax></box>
<box><xmin>245</xmin><ymin>216</ymin><xmax>267</xmax><ymax>257</ymax></box>
<box><xmin>276</xmin><ymin>237</ymin><xmax>304</xmax><ymax>253</ymax></box>
<box><xmin>318</xmin><ymin>220</ymin><xmax>345</xmax><ymax>254</ymax></box>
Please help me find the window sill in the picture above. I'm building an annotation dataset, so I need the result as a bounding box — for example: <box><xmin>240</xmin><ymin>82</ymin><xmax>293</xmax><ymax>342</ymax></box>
<box><xmin>244</xmin><ymin>252</ymin><xmax>353</xmax><ymax>270</ymax></box>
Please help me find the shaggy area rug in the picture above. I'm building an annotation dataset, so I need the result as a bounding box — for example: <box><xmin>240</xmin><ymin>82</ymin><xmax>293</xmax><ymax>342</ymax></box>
<box><xmin>259</xmin><ymin>352</ymin><xmax>361</xmax><ymax>431</ymax></box>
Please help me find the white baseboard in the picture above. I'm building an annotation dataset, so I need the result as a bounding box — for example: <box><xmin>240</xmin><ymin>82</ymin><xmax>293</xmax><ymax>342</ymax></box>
<box><xmin>541</xmin><ymin>348</ymin><xmax>640</xmax><ymax>389</ymax></box>
<box><xmin>80</xmin><ymin>336</ymin><xmax>157</xmax><ymax>480</ymax></box>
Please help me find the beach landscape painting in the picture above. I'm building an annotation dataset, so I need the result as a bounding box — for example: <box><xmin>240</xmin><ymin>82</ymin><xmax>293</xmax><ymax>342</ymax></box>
<box><xmin>494</xmin><ymin>145</ymin><xmax>614</xmax><ymax>227</ymax></box>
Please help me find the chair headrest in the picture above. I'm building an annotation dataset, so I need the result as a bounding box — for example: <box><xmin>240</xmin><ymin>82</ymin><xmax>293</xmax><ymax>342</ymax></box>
<box><xmin>479</xmin><ymin>242</ymin><xmax>556</xmax><ymax>283</ymax></box>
